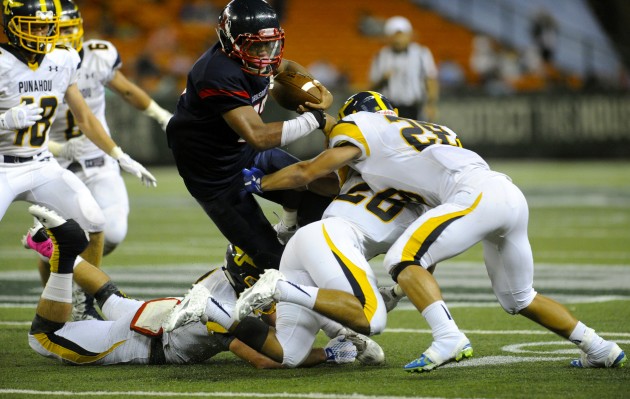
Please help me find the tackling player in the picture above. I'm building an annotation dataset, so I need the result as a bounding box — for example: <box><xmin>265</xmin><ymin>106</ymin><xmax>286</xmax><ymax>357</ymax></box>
<box><xmin>0</xmin><ymin>0</ymin><xmax>156</xmax><ymax>319</ymax></box>
<box><xmin>165</xmin><ymin>172</ymin><xmax>425</xmax><ymax>368</ymax></box>
<box><xmin>240</xmin><ymin>91</ymin><xmax>627</xmax><ymax>371</ymax></box>
<box><xmin>165</xmin><ymin>0</ymin><xmax>336</xmax><ymax>273</ymax></box>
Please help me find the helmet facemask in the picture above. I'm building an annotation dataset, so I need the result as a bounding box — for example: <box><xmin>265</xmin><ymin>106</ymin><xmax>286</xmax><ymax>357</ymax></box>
<box><xmin>7</xmin><ymin>11</ymin><xmax>59</xmax><ymax>54</ymax></box>
<box><xmin>221</xmin><ymin>27</ymin><xmax>284</xmax><ymax>76</ymax></box>
<box><xmin>58</xmin><ymin>13</ymin><xmax>83</xmax><ymax>51</ymax></box>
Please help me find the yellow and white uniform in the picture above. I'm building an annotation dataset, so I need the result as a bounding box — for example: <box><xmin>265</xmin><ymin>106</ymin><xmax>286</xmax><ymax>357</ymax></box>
<box><xmin>49</xmin><ymin>39</ymin><xmax>128</xmax><ymax>249</ymax></box>
<box><xmin>276</xmin><ymin>172</ymin><xmax>424</xmax><ymax>367</ymax></box>
<box><xmin>329</xmin><ymin>112</ymin><xmax>537</xmax><ymax>314</ymax></box>
<box><xmin>0</xmin><ymin>43</ymin><xmax>104</xmax><ymax>232</ymax></box>
<box><xmin>28</xmin><ymin>268</ymin><xmax>234</xmax><ymax>365</ymax></box>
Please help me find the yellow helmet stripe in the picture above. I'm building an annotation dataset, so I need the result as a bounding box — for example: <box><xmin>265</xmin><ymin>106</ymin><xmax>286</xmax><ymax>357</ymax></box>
<box><xmin>366</xmin><ymin>91</ymin><xmax>389</xmax><ymax>112</ymax></box>
<box><xmin>401</xmin><ymin>193</ymin><xmax>483</xmax><ymax>263</ymax></box>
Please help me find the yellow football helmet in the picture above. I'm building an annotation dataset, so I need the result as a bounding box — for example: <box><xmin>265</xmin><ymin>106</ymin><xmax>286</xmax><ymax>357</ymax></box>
<box><xmin>338</xmin><ymin>91</ymin><xmax>398</xmax><ymax>120</ymax></box>
<box><xmin>57</xmin><ymin>0</ymin><xmax>83</xmax><ymax>51</ymax></box>
<box><xmin>2</xmin><ymin>0</ymin><xmax>61</xmax><ymax>54</ymax></box>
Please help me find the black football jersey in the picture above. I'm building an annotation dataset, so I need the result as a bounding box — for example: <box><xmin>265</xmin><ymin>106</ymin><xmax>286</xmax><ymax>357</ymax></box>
<box><xmin>167</xmin><ymin>43</ymin><xmax>271</xmax><ymax>200</ymax></box>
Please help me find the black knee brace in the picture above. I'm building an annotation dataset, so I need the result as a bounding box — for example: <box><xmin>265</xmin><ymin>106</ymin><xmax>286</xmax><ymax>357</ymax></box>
<box><xmin>94</xmin><ymin>281</ymin><xmax>128</xmax><ymax>309</ymax></box>
<box><xmin>390</xmin><ymin>261</ymin><xmax>421</xmax><ymax>282</ymax></box>
<box><xmin>232</xmin><ymin>316</ymin><xmax>270</xmax><ymax>352</ymax></box>
<box><xmin>30</xmin><ymin>314</ymin><xmax>65</xmax><ymax>335</ymax></box>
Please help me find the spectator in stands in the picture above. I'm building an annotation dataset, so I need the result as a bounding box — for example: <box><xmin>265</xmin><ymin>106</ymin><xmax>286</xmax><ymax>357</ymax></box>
<box><xmin>530</xmin><ymin>10</ymin><xmax>558</xmax><ymax>65</ymax></box>
<box><xmin>357</xmin><ymin>9</ymin><xmax>384</xmax><ymax>37</ymax></box>
<box><xmin>437</xmin><ymin>56</ymin><xmax>465</xmax><ymax>95</ymax></box>
<box><xmin>369</xmin><ymin>16</ymin><xmax>439</xmax><ymax>121</ymax></box>
<box><xmin>469</xmin><ymin>33</ymin><xmax>499</xmax><ymax>88</ymax></box>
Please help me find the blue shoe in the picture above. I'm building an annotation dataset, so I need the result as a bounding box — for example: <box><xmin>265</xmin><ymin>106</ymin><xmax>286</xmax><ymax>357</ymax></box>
<box><xmin>404</xmin><ymin>338</ymin><xmax>473</xmax><ymax>373</ymax></box>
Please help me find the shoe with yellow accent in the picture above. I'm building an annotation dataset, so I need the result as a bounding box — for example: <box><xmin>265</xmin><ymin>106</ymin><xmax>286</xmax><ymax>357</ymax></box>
<box><xmin>571</xmin><ymin>328</ymin><xmax>627</xmax><ymax>368</ymax></box>
<box><xmin>404</xmin><ymin>337</ymin><xmax>473</xmax><ymax>372</ymax></box>
<box><xmin>234</xmin><ymin>269</ymin><xmax>284</xmax><ymax>322</ymax></box>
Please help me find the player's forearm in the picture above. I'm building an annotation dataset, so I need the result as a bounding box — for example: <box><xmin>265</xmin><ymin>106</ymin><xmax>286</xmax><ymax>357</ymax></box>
<box><xmin>75</xmin><ymin>116</ymin><xmax>117</xmax><ymax>154</ymax></box>
<box><xmin>262</xmin><ymin>162</ymin><xmax>321</xmax><ymax>191</ymax></box>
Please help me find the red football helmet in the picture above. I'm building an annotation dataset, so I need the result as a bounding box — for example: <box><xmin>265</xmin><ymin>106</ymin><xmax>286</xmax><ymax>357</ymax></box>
<box><xmin>216</xmin><ymin>0</ymin><xmax>285</xmax><ymax>76</ymax></box>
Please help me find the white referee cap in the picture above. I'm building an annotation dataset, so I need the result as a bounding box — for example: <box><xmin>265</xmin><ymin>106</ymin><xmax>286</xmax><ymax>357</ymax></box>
<box><xmin>384</xmin><ymin>16</ymin><xmax>412</xmax><ymax>36</ymax></box>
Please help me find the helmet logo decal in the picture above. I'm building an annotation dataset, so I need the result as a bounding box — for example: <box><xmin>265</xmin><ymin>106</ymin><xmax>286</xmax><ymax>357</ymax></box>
<box><xmin>35</xmin><ymin>10</ymin><xmax>54</xmax><ymax>20</ymax></box>
<box><xmin>3</xmin><ymin>0</ymin><xmax>24</xmax><ymax>15</ymax></box>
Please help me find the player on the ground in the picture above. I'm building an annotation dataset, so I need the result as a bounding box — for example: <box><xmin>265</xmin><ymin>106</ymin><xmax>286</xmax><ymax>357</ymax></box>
<box><xmin>165</xmin><ymin>0</ymin><xmax>336</xmax><ymax>273</ymax></box>
<box><xmin>0</xmin><ymin>0</ymin><xmax>155</xmax><ymax>320</ymax></box>
<box><xmin>240</xmin><ymin>90</ymin><xmax>627</xmax><ymax>371</ymax></box>
<box><xmin>165</xmin><ymin>172</ymin><xmax>424</xmax><ymax>367</ymax></box>
<box><xmin>24</xmin><ymin>205</ymin><xmax>359</xmax><ymax>367</ymax></box>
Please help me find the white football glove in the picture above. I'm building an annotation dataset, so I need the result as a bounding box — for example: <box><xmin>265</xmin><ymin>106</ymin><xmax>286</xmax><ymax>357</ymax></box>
<box><xmin>110</xmin><ymin>146</ymin><xmax>157</xmax><ymax>187</ymax></box>
<box><xmin>324</xmin><ymin>335</ymin><xmax>357</xmax><ymax>364</ymax></box>
<box><xmin>0</xmin><ymin>102</ymin><xmax>43</xmax><ymax>130</ymax></box>
<box><xmin>48</xmin><ymin>136</ymin><xmax>86</xmax><ymax>160</ymax></box>
<box><xmin>143</xmin><ymin>100</ymin><xmax>173</xmax><ymax>132</ymax></box>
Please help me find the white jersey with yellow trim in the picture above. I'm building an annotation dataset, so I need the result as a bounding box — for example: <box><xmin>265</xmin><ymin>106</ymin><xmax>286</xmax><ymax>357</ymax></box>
<box><xmin>322</xmin><ymin>171</ymin><xmax>425</xmax><ymax>260</ymax></box>
<box><xmin>49</xmin><ymin>39</ymin><xmax>121</xmax><ymax>161</ymax></box>
<box><xmin>328</xmin><ymin>112</ymin><xmax>492</xmax><ymax>208</ymax></box>
<box><xmin>0</xmin><ymin>44</ymin><xmax>80</xmax><ymax>157</ymax></box>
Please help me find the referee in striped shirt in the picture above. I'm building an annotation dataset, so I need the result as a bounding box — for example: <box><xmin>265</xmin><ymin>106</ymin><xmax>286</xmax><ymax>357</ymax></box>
<box><xmin>369</xmin><ymin>16</ymin><xmax>439</xmax><ymax>121</ymax></box>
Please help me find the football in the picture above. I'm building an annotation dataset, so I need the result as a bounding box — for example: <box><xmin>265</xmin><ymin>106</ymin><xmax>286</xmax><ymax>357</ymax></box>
<box><xmin>270</xmin><ymin>71</ymin><xmax>322</xmax><ymax>111</ymax></box>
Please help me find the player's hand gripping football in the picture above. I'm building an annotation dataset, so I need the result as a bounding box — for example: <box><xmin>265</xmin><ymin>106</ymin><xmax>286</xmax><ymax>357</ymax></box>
<box><xmin>297</xmin><ymin>80</ymin><xmax>333</xmax><ymax>113</ymax></box>
<box><xmin>110</xmin><ymin>146</ymin><xmax>157</xmax><ymax>187</ymax></box>
<box><xmin>0</xmin><ymin>102</ymin><xmax>43</xmax><ymax>130</ymax></box>
<box><xmin>242</xmin><ymin>167</ymin><xmax>265</xmax><ymax>194</ymax></box>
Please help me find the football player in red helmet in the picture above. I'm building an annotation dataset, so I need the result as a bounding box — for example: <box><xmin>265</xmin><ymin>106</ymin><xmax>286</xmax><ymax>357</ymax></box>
<box><xmin>166</xmin><ymin>0</ymin><xmax>336</xmax><ymax>274</ymax></box>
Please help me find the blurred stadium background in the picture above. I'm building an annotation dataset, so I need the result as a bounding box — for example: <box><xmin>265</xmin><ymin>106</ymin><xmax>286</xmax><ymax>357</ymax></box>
<box><xmin>55</xmin><ymin>0</ymin><xmax>630</xmax><ymax>162</ymax></box>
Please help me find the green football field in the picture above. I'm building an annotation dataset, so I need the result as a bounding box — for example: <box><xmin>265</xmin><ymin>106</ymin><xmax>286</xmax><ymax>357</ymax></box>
<box><xmin>1</xmin><ymin>161</ymin><xmax>628</xmax><ymax>399</ymax></box>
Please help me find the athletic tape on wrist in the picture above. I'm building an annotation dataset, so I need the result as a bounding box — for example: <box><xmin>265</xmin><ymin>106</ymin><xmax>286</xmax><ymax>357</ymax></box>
<box><xmin>281</xmin><ymin>112</ymin><xmax>320</xmax><ymax>146</ymax></box>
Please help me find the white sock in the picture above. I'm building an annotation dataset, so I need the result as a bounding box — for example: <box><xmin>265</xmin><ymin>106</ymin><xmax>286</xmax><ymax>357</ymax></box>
<box><xmin>41</xmin><ymin>273</ymin><xmax>73</xmax><ymax>303</ymax></box>
<box><xmin>275</xmin><ymin>280</ymin><xmax>318</xmax><ymax>309</ymax></box>
<box><xmin>568</xmin><ymin>321</ymin><xmax>588</xmax><ymax>346</ymax></box>
<box><xmin>281</xmin><ymin>210</ymin><xmax>297</xmax><ymax>227</ymax></box>
<box><xmin>204</xmin><ymin>297</ymin><xmax>235</xmax><ymax>329</ymax></box>
<box><xmin>422</xmin><ymin>300</ymin><xmax>463</xmax><ymax>352</ymax></box>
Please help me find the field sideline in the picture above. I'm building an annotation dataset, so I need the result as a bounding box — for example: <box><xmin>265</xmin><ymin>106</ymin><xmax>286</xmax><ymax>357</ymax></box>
<box><xmin>0</xmin><ymin>161</ymin><xmax>629</xmax><ymax>399</ymax></box>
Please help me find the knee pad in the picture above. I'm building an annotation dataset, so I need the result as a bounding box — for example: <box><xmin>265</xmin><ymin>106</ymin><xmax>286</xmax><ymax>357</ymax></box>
<box><xmin>232</xmin><ymin>316</ymin><xmax>270</xmax><ymax>352</ymax></box>
<box><xmin>496</xmin><ymin>289</ymin><xmax>537</xmax><ymax>315</ymax></box>
<box><xmin>30</xmin><ymin>314</ymin><xmax>65</xmax><ymax>334</ymax></box>
<box><xmin>389</xmin><ymin>261</ymin><xmax>421</xmax><ymax>282</ymax></box>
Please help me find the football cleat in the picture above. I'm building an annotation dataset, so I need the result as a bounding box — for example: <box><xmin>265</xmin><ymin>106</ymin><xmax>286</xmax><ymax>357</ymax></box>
<box><xmin>571</xmin><ymin>342</ymin><xmax>628</xmax><ymax>368</ymax></box>
<box><xmin>27</xmin><ymin>205</ymin><xmax>89</xmax><ymax>272</ymax></box>
<box><xmin>404</xmin><ymin>337</ymin><xmax>473</xmax><ymax>372</ymax></box>
<box><xmin>379</xmin><ymin>284</ymin><xmax>405</xmax><ymax>313</ymax></box>
<box><xmin>29</xmin><ymin>205</ymin><xmax>67</xmax><ymax>229</ymax></box>
<box><xmin>22</xmin><ymin>217</ymin><xmax>54</xmax><ymax>260</ymax></box>
<box><xmin>273</xmin><ymin>220</ymin><xmax>297</xmax><ymax>245</ymax></box>
<box><xmin>341</xmin><ymin>328</ymin><xmax>385</xmax><ymax>365</ymax></box>
<box><xmin>163</xmin><ymin>284</ymin><xmax>211</xmax><ymax>332</ymax></box>
<box><xmin>234</xmin><ymin>269</ymin><xmax>284</xmax><ymax>321</ymax></box>
<box><xmin>70</xmin><ymin>284</ymin><xmax>103</xmax><ymax>321</ymax></box>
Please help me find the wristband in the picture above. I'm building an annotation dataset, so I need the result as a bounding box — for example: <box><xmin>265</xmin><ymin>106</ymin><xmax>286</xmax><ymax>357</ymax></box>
<box><xmin>109</xmin><ymin>146</ymin><xmax>124</xmax><ymax>160</ymax></box>
<box><xmin>307</xmin><ymin>109</ymin><xmax>326</xmax><ymax>129</ymax></box>
<box><xmin>143</xmin><ymin>100</ymin><xmax>171</xmax><ymax>124</ymax></box>
<box><xmin>47</xmin><ymin>140</ymin><xmax>63</xmax><ymax>156</ymax></box>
